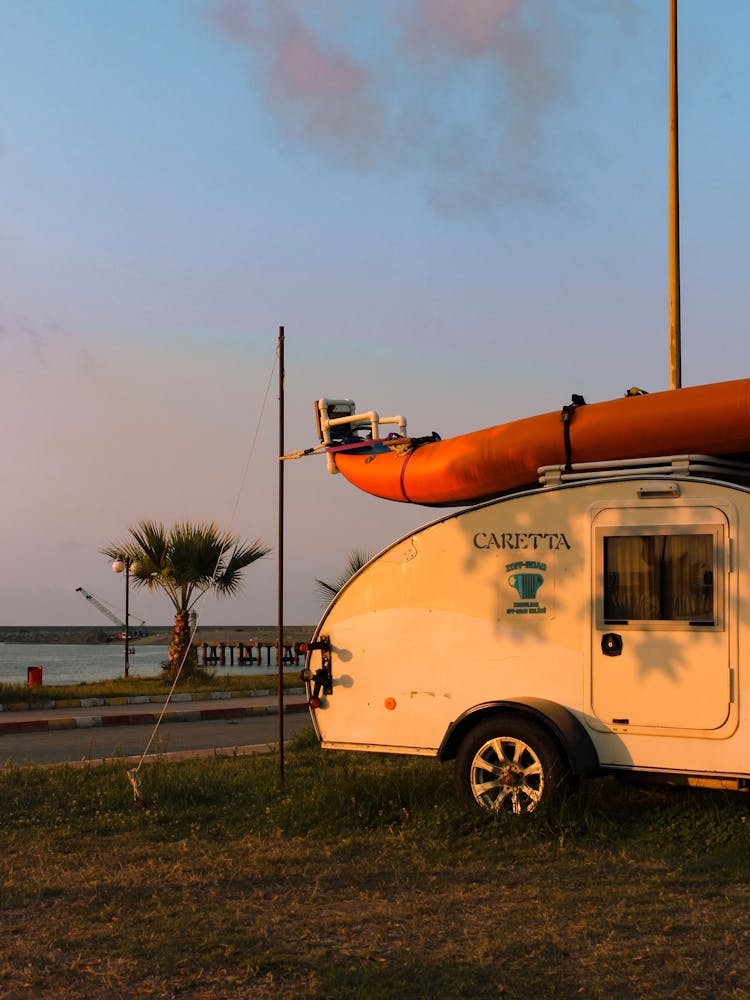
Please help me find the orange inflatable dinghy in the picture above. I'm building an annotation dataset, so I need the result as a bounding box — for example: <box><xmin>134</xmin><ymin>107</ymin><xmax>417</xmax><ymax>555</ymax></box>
<box><xmin>321</xmin><ymin>379</ymin><xmax>750</xmax><ymax>506</ymax></box>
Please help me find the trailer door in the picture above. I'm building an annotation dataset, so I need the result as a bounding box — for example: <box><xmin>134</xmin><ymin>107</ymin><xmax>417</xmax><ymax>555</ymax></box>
<box><xmin>591</xmin><ymin>506</ymin><xmax>731</xmax><ymax>731</ymax></box>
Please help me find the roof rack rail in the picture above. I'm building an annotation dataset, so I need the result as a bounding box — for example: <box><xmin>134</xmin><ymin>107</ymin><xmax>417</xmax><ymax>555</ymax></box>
<box><xmin>538</xmin><ymin>454</ymin><xmax>750</xmax><ymax>487</ymax></box>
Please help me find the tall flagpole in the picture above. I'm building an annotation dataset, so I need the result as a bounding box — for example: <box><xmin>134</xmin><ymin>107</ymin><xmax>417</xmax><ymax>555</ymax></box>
<box><xmin>277</xmin><ymin>326</ymin><xmax>285</xmax><ymax>784</ymax></box>
<box><xmin>669</xmin><ymin>0</ymin><xmax>682</xmax><ymax>389</ymax></box>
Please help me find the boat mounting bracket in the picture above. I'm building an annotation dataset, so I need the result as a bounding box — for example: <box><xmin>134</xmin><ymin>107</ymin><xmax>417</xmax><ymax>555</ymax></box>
<box><xmin>315</xmin><ymin>399</ymin><xmax>408</xmax><ymax>473</ymax></box>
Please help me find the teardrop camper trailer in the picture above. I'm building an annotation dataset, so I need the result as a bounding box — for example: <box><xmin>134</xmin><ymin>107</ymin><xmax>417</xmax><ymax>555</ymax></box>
<box><xmin>300</xmin><ymin>383</ymin><xmax>750</xmax><ymax>813</ymax></box>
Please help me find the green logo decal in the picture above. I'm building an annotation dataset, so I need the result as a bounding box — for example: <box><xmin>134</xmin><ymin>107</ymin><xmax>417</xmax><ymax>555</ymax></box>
<box><xmin>506</xmin><ymin>560</ymin><xmax>547</xmax><ymax>616</ymax></box>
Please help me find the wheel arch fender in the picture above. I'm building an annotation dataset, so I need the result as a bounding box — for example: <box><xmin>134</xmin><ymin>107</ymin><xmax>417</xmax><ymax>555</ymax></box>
<box><xmin>438</xmin><ymin>697</ymin><xmax>600</xmax><ymax>777</ymax></box>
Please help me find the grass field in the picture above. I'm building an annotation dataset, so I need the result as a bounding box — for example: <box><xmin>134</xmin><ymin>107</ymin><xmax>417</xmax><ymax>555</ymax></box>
<box><xmin>2</xmin><ymin>727</ymin><xmax>750</xmax><ymax>999</ymax></box>
<box><xmin>0</xmin><ymin>672</ymin><xmax>300</xmax><ymax>709</ymax></box>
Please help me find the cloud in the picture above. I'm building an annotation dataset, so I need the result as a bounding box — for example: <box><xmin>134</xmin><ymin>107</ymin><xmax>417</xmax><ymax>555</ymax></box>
<box><xmin>205</xmin><ymin>0</ymin><xmax>644</xmax><ymax>214</ymax></box>
<box><xmin>406</xmin><ymin>0</ymin><xmax>524</xmax><ymax>58</ymax></box>
<box><xmin>0</xmin><ymin>308</ymin><xmax>51</xmax><ymax>368</ymax></box>
<box><xmin>269</xmin><ymin>16</ymin><xmax>366</xmax><ymax>101</ymax></box>
<box><xmin>207</xmin><ymin>0</ymin><xmax>384</xmax><ymax>165</ymax></box>
<box><xmin>267</xmin><ymin>14</ymin><xmax>385</xmax><ymax>163</ymax></box>
<box><xmin>206</xmin><ymin>0</ymin><xmax>257</xmax><ymax>43</ymax></box>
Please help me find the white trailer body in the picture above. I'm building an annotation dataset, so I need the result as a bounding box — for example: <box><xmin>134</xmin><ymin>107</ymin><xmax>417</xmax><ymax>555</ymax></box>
<box><xmin>303</xmin><ymin>463</ymin><xmax>750</xmax><ymax>810</ymax></box>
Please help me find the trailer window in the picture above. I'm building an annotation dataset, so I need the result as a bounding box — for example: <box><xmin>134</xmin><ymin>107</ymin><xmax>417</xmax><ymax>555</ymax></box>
<box><xmin>604</xmin><ymin>533</ymin><xmax>714</xmax><ymax>623</ymax></box>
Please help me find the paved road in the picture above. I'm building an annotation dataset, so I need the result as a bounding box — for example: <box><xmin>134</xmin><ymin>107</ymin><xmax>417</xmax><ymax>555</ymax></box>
<box><xmin>0</xmin><ymin>702</ymin><xmax>313</xmax><ymax>767</ymax></box>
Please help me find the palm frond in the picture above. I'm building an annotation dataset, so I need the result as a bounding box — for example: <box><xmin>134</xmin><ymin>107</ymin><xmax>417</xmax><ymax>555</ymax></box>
<box><xmin>102</xmin><ymin>521</ymin><xmax>271</xmax><ymax>614</ymax></box>
<box><xmin>315</xmin><ymin>549</ymin><xmax>373</xmax><ymax>606</ymax></box>
<box><xmin>214</xmin><ymin>539</ymin><xmax>272</xmax><ymax>596</ymax></box>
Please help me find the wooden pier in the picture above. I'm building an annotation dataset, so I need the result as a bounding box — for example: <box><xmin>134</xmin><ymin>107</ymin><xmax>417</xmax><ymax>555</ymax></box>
<box><xmin>197</xmin><ymin>640</ymin><xmax>305</xmax><ymax>668</ymax></box>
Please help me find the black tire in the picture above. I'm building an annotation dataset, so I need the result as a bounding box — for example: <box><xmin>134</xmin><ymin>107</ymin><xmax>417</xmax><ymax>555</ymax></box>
<box><xmin>454</xmin><ymin>715</ymin><xmax>567</xmax><ymax>814</ymax></box>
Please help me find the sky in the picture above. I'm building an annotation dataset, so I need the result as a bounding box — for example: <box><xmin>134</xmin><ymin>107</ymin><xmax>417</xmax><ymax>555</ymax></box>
<box><xmin>3</xmin><ymin>0</ymin><xmax>750</xmax><ymax>628</ymax></box>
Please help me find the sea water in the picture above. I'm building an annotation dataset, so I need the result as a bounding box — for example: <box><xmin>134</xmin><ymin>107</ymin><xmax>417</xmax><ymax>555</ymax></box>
<box><xmin>0</xmin><ymin>644</ymin><xmax>280</xmax><ymax>687</ymax></box>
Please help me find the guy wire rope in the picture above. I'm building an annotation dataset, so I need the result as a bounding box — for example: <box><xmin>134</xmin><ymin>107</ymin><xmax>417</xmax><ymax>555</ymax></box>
<box><xmin>126</xmin><ymin>344</ymin><xmax>280</xmax><ymax>805</ymax></box>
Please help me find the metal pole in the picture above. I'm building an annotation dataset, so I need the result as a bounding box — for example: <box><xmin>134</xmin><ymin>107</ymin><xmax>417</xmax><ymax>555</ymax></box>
<box><xmin>669</xmin><ymin>0</ymin><xmax>682</xmax><ymax>389</ymax></box>
<box><xmin>277</xmin><ymin>326</ymin><xmax>285</xmax><ymax>784</ymax></box>
<box><xmin>124</xmin><ymin>557</ymin><xmax>131</xmax><ymax>679</ymax></box>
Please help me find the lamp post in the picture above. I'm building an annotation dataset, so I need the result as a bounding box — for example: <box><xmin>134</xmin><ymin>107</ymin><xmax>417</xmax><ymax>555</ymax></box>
<box><xmin>669</xmin><ymin>0</ymin><xmax>681</xmax><ymax>389</ymax></box>
<box><xmin>112</xmin><ymin>556</ymin><xmax>140</xmax><ymax>678</ymax></box>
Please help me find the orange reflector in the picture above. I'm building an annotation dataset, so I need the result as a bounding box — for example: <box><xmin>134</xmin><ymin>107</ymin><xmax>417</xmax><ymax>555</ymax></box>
<box><xmin>308</xmin><ymin>697</ymin><xmax>321</xmax><ymax>709</ymax></box>
<box><xmin>298</xmin><ymin>642</ymin><xmax>309</xmax><ymax>654</ymax></box>
<box><xmin>384</xmin><ymin>697</ymin><xmax>396</xmax><ymax>711</ymax></box>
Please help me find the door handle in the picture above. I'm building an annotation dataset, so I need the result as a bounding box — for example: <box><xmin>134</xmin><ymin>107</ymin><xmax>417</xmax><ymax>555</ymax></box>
<box><xmin>602</xmin><ymin>632</ymin><xmax>623</xmax><ymax>657</ymax></box>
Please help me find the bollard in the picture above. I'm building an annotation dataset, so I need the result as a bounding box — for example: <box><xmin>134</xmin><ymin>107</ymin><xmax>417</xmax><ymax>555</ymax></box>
<box><xmin>27</xmin><ymin>665</ymin><xmax>44</xmax><ymax>687</ymax></box>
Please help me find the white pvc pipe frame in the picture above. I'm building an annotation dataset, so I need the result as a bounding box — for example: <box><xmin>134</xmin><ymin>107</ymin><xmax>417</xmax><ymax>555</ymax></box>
<box><xmin>318</xmin><ymin>403</ymin><xmax>407</xmax><ymax>474</ymax></box>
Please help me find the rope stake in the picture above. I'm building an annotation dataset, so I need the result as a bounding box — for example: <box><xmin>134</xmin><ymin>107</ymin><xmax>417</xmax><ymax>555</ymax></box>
<box><xmin>126</xmin><ymin>768</ymin><xmax>145</xmax><ymax>808</ymax></box>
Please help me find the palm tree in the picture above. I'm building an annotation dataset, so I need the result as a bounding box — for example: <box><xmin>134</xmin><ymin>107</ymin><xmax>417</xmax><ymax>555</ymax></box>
<box><xmin>103</xmin><ymin>520</ymin><xmax>271</xmax><ymax>679</ymax></box>
<box><xmin>315</xmin><ymin>549</ymin><xmax>373</xmax><ymax>607</ymax></box>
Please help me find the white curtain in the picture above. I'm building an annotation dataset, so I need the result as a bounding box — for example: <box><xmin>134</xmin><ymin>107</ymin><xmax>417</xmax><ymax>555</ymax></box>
<box><xmin>604</xmin><ymin>534</ymin><xmax>713</xmax><ymax>622</ymax></box>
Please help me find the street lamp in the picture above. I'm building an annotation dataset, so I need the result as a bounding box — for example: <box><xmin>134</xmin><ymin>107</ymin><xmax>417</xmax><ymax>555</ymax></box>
<box><xmin>112</xmin><ymin>556</ymin><xmax>140</xmax><ymax>678</ymax></box>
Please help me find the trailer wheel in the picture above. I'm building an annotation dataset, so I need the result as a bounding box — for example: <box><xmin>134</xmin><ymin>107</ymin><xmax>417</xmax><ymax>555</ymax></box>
<box><xmin>454</xmin><ymin>716</ymin><xmax>566</xmax><ymax>814</ymax></box>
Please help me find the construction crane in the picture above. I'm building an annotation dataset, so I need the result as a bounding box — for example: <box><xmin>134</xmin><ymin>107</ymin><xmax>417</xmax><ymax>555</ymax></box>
<box><xmin>75</xmin><ymin>586</ymin><xmax>146</xmax><ymax>628</ymax></box>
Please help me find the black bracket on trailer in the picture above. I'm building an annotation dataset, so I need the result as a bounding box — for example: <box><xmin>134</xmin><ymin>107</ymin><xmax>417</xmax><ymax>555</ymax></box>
<box><xmin>299</xmin><ymin>634</ymin><xmax>333</xmax><ymax>701</ymax></box>
<box><xmin>560</xmin><ymin>393</ymin><xmax>586</xmax><ymax>472</ymax></box>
